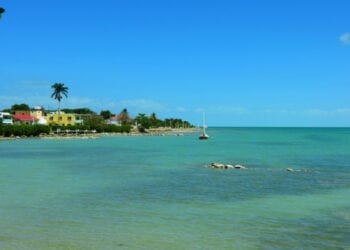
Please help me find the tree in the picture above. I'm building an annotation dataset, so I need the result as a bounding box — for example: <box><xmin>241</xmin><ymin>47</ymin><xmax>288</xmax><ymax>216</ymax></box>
<box><xmin>82</xmin><ymin>114</ymin><xmax>105</xmax><ymax>128</ymax></box>
<box><xmin>0</xmin><ymin>7</ymin><xmax>5</xmax><ymax>19</ymax></box>
<box><xmin>100</xmin><ymin>110</ymin><xmax>113</xmax><ymax>119</ymax></box>
<box><xmin>62</xmin><ymin>108</ymin><xmax>95</xmax><ymax>114</ymax></box>
<box><xmin>118</xmin><ymin>108</ymin><xmax>132</xmax><ymax>125</ymax></box>
<box><xmin>135</xmin><ymin>113</ymin><xmax>151</xmax><ymax>132</ymax></box>
<box><xmin>51</xmin><ymin>83</ymin><xmax>68</xmax><ymax>114</ymax></box>
<box><xmin>1</xmin><ymin>108</ymin><xmax>11</xmax><ymax>113</ymax></box>
<box><xmin>11</xmin><ymin>103</ymin><xmax>30</xmax><ymax>112</ymax></box>
<box><xmin>150</xmin><ymin>112</ymin><xmax>159</xmax><ymax>127</ymax></box>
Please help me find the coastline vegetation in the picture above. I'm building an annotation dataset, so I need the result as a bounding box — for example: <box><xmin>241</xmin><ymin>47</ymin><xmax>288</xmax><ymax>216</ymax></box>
<box><xmin>0</xmin><ymin>124</ymin><xmax>50</xmax><ymax>137</ymax></box>
<box><xmin>0</xmin><ymin>83</ymin><xmax>195</xmax><ymax>138</ymax></box>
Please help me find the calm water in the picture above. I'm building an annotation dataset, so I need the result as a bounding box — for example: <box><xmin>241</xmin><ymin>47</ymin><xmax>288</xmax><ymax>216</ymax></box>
<box><xmin>0</xmin><ymin>128</ymin><xmax>349</xmax><ymax>249</ymax></box>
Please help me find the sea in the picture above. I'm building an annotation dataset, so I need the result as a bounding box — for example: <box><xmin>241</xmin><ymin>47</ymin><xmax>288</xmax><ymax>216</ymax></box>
<box><xmin>0</xmin><ymin>127</ymin><xmax>349</xmax><ymax>250</ymax></box>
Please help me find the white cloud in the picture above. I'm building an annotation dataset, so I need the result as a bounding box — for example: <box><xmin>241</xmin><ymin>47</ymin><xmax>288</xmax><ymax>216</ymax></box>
<box><xmin>335</xmin><ymin>108</ymin><xmax>350</xmax><ymax>115</ymax></box>
<box><xmin>194</xmin><ymin>106</ymin><xmax>249</xmax><ymax>115</ymax></box>
<box><xmin>175</xmin><ymin>106</ymin><xmax>187</xmax><ymax>112</ymax></box>
<box><xmin>339</xmin><ymin>32</ymin><xmax>350</xmax><ymax>45</ymax></box>
<box><xmin>304</xmin><ymin>108</ymin><xmax>350</xmax><ymax>116</ymax></box>
<box><xmin>0</xmin><ymin>94</ymin><xmax>103</xmax><ymax>111</ymax></box>
<box><xmin>209</xmin><ymin>106</ymin><xmax>250</xmax><ymax>115</ymax></box>
<box><xmin>259</xmin><ymin>108</ymin><xmax>350</xmax><ymax>117</ymax></box>
<box><xmin>0</xmin><ymin>95</ymin><xmax>51</xmax><ymax>109</ymax></box>
<box><xmin>18</xmin><ymin>80</ymin><xmax>51</xmax><ymax>90</ymax></box>
<box><xmin>65</xmin><ymin>97</ymin><xmax>96</xmax><ymax>107</ymax></box>
<box><xmin>195</xmin><ymin>108</ymin><xmax>205</xmax><ymax>113</ymax></box>
<box><xmin>303</xmin><ymin>109</ymin><xmax>331</xmax><ymax>116</ymax></box>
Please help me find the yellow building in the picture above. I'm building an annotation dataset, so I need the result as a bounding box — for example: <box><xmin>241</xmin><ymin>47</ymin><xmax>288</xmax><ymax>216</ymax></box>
<box><xmin>46</xmin><ymin>112</ymin><xmax>77</xmax><ymax>126</ymax></box>
<box><xmin>30</xmin><ymin>106</ymin><xmax>45</xmax><ymax>120</ymax></box>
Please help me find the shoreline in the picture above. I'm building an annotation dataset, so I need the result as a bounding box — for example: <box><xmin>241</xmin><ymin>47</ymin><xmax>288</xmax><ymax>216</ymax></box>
<box><xmin>0</xmin><ymin>127</ymin><xmax>200</xmax><ymax>140</ymax></box>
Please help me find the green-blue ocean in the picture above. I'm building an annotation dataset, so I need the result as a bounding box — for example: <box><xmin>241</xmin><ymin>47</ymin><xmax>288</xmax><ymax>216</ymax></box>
<box><xmin>1</xmin><ymin>128</ymin><xmax>349</xmax><ymax>249</ymax></box>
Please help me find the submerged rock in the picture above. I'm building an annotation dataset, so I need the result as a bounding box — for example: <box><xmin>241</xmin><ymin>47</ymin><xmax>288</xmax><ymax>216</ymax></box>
<box><xmin>234</xmin><ymin>164</ymin><xmax>247</xmax><ymax>170</ymax></box>
<box><xmin>211</xmin><ymin>163</ymin><xmax>226</xmax><ymax>169</ymax></box>
<box><xmin>210</xmin><ymin>163</ymin><xmax>248</xmax><ymax>170</ymax></box>
<box><xmin>286</xmin><ymin>167</ymin><xmax>311</xmax><ymax>173</ymax></box>
<box><xmin>225</xmin><ymin>164</ymin><xmax>234</xmax><ymax>169</ymax></box>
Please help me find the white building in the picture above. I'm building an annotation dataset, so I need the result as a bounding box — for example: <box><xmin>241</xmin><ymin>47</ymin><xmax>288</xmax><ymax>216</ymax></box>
<box><xmin>0</xmin><ymin>112</ymin><xmax>13</xmax><ymax>124</ymax></box>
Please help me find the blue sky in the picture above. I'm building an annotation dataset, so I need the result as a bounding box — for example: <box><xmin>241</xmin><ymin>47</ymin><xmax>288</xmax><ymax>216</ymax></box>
<box><xmin>1</xmin><ymin>0</ymin><xmax>349</xmax><ymax>126</ymax></box>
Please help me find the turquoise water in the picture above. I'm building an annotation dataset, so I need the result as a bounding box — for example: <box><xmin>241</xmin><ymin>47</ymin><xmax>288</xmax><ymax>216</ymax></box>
<box><xmin>0</xmin><ymin>128</ymin><xmax>349</xmax><ymax>249</ymax></box>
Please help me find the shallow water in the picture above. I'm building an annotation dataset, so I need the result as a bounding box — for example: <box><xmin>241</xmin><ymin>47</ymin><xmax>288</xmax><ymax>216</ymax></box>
<box><xmin>0</xmin><ymin>128</ymin><xmax>349</xmax><ymax>249</ymax></box>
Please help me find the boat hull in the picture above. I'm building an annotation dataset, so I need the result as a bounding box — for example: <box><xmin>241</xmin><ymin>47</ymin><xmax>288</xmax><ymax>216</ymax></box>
<box><xmin>199</xmin><ymin>134</ymin><xmax>209</xmax><ymax>140</ymax></box>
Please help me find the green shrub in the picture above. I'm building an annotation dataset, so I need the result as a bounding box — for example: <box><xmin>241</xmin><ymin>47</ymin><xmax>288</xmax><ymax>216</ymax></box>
<box><xmin>0</xmin><ymin>124</ymin><xmax>50</xmax><ymax>137</ymax></box>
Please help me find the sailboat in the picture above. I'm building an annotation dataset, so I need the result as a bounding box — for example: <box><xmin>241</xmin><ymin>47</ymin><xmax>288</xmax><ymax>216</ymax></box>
<box><xmin>199</xmin><ymin>112</ymin><xmax>209</xmax><ymax>140</ymax></box>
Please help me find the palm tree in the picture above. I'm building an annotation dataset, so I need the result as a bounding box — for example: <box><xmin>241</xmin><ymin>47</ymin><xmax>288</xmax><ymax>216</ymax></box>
<box><xmin>0</xmin><ymin>7</ymin><xmax>5</xmax><ymax>19</ymax></box>
<box><xmin>150</xmin><ymin>112</ymin><xmax>158</xmax><ymax>127</ymax></box>
<box><xmin>118</xmin><ymin>108</ymin><xmax>132</xmax><ymax>125</ymax></box>
<box><xmin>51</xmin><ymin>83</ymin><xmax>68</xmax><ymax>114</ymax></box>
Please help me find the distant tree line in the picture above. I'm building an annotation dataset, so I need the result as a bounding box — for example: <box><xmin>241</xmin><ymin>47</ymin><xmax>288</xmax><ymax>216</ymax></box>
<box><xmin>62</xmin><ymin>108</ymin><xmax>95</xmax><ymax>114</ymax></box>
<box><xmin>134</xmin><ymin>113</ymin><xmax>193</xmax><ymax>132</ymax></box>
<box><xmin>1</xmin><ymin>103</ymin><xmax>31</xmax><ymax>114</ymax></box>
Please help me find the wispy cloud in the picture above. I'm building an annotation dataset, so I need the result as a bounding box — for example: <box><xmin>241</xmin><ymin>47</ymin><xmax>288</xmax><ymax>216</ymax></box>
<box><xmin>0</xmin><ymin>95</ymin><xmax>51</xmax><ymax>108</ymax></box>
<box><xmin>207</xmin><ymin>106</ymin><xmax>250</xmax><ymax>115</ymax></box>
<box><xmin>194</xmin><ymin>106</ymin><xmax>249</xmax><ymax>115</ymax></box>
<box><xmin>302</xmin><ymin>108</ymin><xmax>350</xmax><ymax>116</ymax></box>
<box><xmin>339</xmin><ymin>32</ymin><xmax>350</xmax><ymax>45</ymax></box>
<box><xmin>0</xmin><ymin>94</ymin><xmax>170</xmax><ymax>114</ymax></box>
<box><xmin>118</xmin><ymin>99</ymin><xmax>168</xmax><ymax>113</ymax></box>
<box><xmin>18</xmin><ymin>80</ymin><xmax>51</xmax><ymax>90</ymax></box>
<box><xmin>175</xmin><ymin>106</ymin><xmax>187</xmax><ymax>112</ymax></box>
<box><xmin>65</xmin><ymin>97</ymin><xmax>97</xmax><ymax>107</ymax></box>
<box><xmin>0</xmin><ymin>94</ymin><xmax>105</xmax><ymax>111</ymax></box>
<box><xmin>302</xmin><ymin>109</ymin><xmax>331</xmax><ymax>116</ymax></box>
<box><xmin>261</xmin><ymin>108</ymin><xmax>350</xmax><ymax>117</ymax></box>
<box><xmin>335</xmin><ymin>108</ymin><xmax>350</xmax><ymax>115</ymax></box>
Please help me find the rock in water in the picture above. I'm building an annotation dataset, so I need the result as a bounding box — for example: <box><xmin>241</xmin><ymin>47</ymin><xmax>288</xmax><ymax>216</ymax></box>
<box><xmin>210</xmin><ymin>163</ymin><xmax>248</xmax><ymax>170</ymax></box>
<box><xmin>234</xmin><ymin>164</ymin><xmax>247</xmax><ymax>170</ymax></box>
<box><xmin>211</xmin><ymin>163</ymin><xmax>225</xmax><ymax>169</ymax></box>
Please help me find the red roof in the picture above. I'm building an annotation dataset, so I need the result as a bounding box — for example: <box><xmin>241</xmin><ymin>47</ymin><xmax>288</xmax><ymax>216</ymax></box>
<box><xmin>13</xmin><ymin>114</ymin><xmax>38</xmax><ymax>121</ymax></box>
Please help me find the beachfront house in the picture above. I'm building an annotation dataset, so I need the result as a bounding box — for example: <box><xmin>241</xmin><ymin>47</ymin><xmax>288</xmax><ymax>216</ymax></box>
<box><xmin>75</xmin><ymin>115</ymin><xmax>84</xmax><ymax>125</ymax></box>
<box><xmin>30</xmin><ymin>106</ymin><xmax>45</xmax><ymax>119</ymax></box>
<box><xmin>106</xmin><ymin>116</ymin><xmax>121</xmax><ymax>126</ymax></box>
<box><xmin>30</xmin><ymin>106</ymin><xmax>48</xmax><ymax>125</ymax></box>
<box><xmin>46</xmin><ymin>112</ymin><xmax>77</xmax><ymax>126</ymax></box>
<box><xmin>45</xmin><ymin>112</ymin><xmax>84</xmax><ymax>126</ymax></box>
<box><xmin>0</xmin><ymin>112</ymin><xmax>13</xmax><ymax>124</ymax></box>
<box><xmin>106</xmin><ymin>115</ymin><xmax>133</xmax><ymax>126</ymax></box>
<box><xmin>13</xmin><ymin>114</ymin><xmax>38</xmax><ymax>125</ymax></box>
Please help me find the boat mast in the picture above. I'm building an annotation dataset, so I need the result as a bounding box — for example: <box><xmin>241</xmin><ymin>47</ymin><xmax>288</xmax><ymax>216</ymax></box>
<box><xmin>203</xmin><ymin>112</ymin><xmax>206</xmax><ymax>134</ymax></box>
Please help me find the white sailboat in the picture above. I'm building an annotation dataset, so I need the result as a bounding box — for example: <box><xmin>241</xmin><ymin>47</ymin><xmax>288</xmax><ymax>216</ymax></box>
<box><xmin>199</xmin><ymin>112</ymin><xmax>209</xmax><ymax>140</ymax></box>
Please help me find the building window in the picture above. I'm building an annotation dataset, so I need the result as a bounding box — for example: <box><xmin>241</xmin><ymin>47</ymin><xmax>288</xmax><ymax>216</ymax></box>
<box><xmin>68</xmin><ymin>116</ymin><xmax>72</xmax><ymax>121</ymax></box>
<box><xmin>50</xmin><ymin>117</ymin><xmax>54</xmax><ymax>121</ymax></box>
<box><xmin>59</xmin><ymin>116</ymin><xmax>62</xmax><ymax>121</ymax></box>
